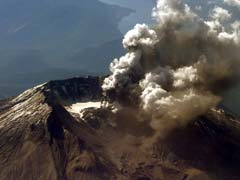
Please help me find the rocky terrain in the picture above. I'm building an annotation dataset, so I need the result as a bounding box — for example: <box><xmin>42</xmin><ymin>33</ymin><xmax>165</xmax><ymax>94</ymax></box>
<box><xmin>0</xmin><ymin>76</ymin><xmax>240</xmax><ymax>180</ymax></box>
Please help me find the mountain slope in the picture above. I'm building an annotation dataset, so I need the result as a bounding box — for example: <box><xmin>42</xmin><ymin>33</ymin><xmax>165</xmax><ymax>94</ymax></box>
<box><xmin>0</xmin><ymin>77</ymin><xmax>240</xmax><ymax>180</ymax></box>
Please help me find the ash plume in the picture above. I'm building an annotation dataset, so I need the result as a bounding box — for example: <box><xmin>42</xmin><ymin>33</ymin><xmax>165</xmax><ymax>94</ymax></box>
<box><xmin>102</xmin><ymin>0</ymin><xmax>240</xmax><ymax>137</ymax></box>
<box><xmin>224</xmin><ymin>0</ymin><xmax>240</xmax><ymax>9</ymax></box>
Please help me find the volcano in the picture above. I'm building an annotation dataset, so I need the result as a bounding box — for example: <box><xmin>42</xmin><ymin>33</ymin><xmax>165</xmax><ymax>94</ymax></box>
<box><xmin>0</xmin><ymin>76</ymin><xmax>239</xmax><ymax>180</ymax></box>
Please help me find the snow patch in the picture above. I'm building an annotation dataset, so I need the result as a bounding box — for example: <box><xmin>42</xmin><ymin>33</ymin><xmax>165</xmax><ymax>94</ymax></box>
<box><xmin>65</xmin><ymin>101</ymin><xmax>101</xmax><ymax>118</ymax></box>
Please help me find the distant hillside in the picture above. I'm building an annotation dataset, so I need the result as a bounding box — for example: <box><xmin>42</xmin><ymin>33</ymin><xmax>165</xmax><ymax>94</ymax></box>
<box><xmin>99</xmin><ymin>0</ymin><xmax>155</xmax><ymax>33</ymax></box>
<box><xmin>0</xmin><ymin>0</ymin><xmax>131</xmax><ymax>50</ymax></box>
<box><xmin>68</xmin><ymin>39</ymin><xmax>125</xmax><ymax>74</ymax></box>
<box><xmin>0</xmin><ymin>0</ymin><xmax>132</xmax><ymax>98</ymax></box>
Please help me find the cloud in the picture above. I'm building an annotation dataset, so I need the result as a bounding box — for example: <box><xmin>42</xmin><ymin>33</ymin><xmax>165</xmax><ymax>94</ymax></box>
<box><xmin>102</xmin><ymin>24</ymin><xmax>158</xmax><ymax>91</ymax></box>
<box><xmin>102</xmin><ymin>51</ymin><xmax>142</xmax><ymax>91</ymax></box>
<box><xmin>102</xmin><ymin>0</ymin><xmax>240</xmax><ymax>138</ymax></box>
<box><xmin>211</xmin><ymin>6</ymin><xmax>232</xmax><ymax>22</ymax></box>
<box><xmin>224</xmin><ymin>0</ymin><xmax>240</xmax><ymax>9</ymax></box>
<box><xmin>122</xmin><ymin>24</ymin><xmax>158</xmax><ymax>49</ymax></box>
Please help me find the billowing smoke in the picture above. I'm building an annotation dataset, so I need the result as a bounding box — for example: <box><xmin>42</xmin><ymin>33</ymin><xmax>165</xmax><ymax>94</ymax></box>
<box><xmin>224</xmin><ymin>0</ymin><xmax>240</xmax><ymax>9</ymax></box>
<box><xmin>102</xmin><ymin>24</ymin><xmax>158</xmax><ymax>91</ymax></box>
<box><xmin>102</xmin><ymin>0</ymin><xmax>240</xmax><ymax>137</ymax></box>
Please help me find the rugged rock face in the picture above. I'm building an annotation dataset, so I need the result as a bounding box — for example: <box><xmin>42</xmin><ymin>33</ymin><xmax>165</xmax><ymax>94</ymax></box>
<box><xmin>0</xmin><ymin>76</ymin><xmax>240</xmax><ymax>180</ymax></box>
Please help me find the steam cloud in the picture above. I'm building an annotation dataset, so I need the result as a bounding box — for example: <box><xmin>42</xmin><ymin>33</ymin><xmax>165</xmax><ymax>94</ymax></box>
<box><xmin>102</xmin><ymin>0</ymin><xmax>240</xmax><ymax>137</ymax></box>
<box><xmin>224</xmin><ymin>0</ymin><xmax>240</xmax><ymax>9</ymax></box>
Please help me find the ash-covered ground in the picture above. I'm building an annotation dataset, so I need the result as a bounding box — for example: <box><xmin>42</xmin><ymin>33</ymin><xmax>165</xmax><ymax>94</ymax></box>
<box><xmin>0</xmin><ymin>76</ymin><xmax>239</xmax><ymax>180</ymax></box>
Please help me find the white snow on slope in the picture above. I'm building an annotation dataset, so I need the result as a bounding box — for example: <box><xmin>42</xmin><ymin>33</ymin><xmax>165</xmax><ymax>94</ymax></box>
<box><xmin>65</xmin><ymin>101</ymin><xmax>101</xmax><ymax>118</ymax></box>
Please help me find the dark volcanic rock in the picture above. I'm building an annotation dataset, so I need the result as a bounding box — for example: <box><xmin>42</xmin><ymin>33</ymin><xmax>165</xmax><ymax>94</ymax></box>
<box><xmin>0</xmin><ymin>76</ymin><xmax>240</xmax><ymax>180</ymax></box>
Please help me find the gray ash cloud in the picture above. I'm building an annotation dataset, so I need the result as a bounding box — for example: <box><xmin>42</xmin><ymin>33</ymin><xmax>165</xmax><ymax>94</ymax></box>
<box><xmin>102</xmin><ymin>0</ymin><xmax>240</xmax><ymax>137</ymax></box>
